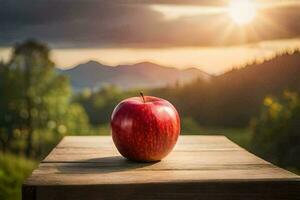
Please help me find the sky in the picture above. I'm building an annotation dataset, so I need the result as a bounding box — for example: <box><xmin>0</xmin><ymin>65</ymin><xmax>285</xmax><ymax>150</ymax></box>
<box><xmin>0</xmin><ymin>0</ymin><xmax>300</xmax><ymax>74</ymax></box>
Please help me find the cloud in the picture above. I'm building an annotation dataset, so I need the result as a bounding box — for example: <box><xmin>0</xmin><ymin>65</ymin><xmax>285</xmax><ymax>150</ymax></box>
<box><xmin>0</xmin><ymin>0</ymin><xmax>299</xmax><ymax>48</ymax></box>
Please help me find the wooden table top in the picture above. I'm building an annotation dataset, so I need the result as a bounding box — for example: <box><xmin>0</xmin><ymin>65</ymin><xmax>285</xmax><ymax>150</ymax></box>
<box><xmin>23</xmin><ymin>136</ymin><xmax>300</xmax><ymax>200</ymax></box>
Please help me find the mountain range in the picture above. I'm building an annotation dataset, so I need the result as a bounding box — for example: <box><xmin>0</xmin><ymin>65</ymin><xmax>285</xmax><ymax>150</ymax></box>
<box><xmin>57</xmin><ymin>61</ymin><xmax>211</xmax><ymax>92</ymax></box>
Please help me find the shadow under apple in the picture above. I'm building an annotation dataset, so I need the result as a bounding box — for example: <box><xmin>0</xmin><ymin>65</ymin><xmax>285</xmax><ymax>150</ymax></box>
<box><xmin>56</xmin><ymin>156</ymin><xmax>159</xmax><ymax>174</ymax></box>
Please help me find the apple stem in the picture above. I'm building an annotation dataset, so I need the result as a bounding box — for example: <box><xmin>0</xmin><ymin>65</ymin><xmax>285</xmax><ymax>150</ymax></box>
<box><xmin>140</xmin><ymin>91</ymin><xmax>146</xmax><ymax>103</ymax></box>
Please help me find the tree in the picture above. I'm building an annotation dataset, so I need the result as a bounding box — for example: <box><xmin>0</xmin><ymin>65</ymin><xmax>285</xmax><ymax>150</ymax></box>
<box><xmin>0</xmin><ymin>40</ymin><xmax>88</xmax><ymax>157</ymax></box>
<box><xmin>251</xmin><ymin>91</ymin><xmax>300</xmax><ymax>170</ymax></box>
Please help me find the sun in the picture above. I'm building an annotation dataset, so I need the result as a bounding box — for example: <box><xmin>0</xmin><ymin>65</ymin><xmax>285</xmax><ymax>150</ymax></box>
<box><xmin>228</xmin><ymin>0</ymin><xmax>257</xmax><ymax>25</ymax></box>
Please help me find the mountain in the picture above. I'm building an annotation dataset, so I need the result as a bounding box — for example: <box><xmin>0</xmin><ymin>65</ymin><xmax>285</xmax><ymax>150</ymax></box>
<box><xmin>57</xmin><ymin>61</ymin><xmax>211</xmax><ymax>92</ymax></box>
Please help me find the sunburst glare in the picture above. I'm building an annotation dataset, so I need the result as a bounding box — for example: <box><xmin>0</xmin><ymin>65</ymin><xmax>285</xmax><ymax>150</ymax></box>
<box><xmin>228</xmin><ymin>0</ymin><xmax>257</xmax><ymax>25</ymax></box>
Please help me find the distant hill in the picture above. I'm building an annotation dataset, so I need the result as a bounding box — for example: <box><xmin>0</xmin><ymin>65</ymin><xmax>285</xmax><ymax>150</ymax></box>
<box><xmin>57</xmin><ymin>61</ymin><xmax>211</xmax><ymax>92</ymax></box>
<box><xmin>209</xmin><ymin>51</ymin><xmax>300</xmax><ymax>126</ymax></box>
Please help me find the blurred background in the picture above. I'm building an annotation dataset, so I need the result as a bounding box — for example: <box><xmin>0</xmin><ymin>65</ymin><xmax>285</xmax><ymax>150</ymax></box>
<box><xmin>0</xmin><ymin>0</ymin><xmax>300</xmax><ymax>199</ymax></box>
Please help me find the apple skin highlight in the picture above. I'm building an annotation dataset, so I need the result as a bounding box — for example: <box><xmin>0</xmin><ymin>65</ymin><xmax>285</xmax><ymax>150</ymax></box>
<box><xmin>111</xmin><ymin>95</ymin><xmax>180</xmax><ymax>162</ymax></box>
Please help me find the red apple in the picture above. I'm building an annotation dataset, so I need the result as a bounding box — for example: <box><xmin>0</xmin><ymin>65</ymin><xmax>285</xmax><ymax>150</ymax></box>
<box><xmin>111</xmin><ymin>93</ymin><xmax>180</xmax><ymax>162</ymax></box>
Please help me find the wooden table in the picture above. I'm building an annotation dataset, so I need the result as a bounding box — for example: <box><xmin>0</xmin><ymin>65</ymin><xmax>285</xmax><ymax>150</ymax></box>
<box><xmin>23</xmin><ymin>136</ymin><xmax>300</xmax><ymax>200</ymax></box>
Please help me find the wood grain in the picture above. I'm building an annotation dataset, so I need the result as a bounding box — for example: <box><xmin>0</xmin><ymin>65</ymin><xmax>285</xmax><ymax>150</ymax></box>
<box><xmin>23</xmin><ymin>136</ymin><xmax>300</xmax><ymax>200</ymax></box>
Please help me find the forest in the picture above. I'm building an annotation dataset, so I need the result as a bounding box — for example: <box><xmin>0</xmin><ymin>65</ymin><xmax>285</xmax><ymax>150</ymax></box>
<box><xmin>1</xmin><ymin>40</ymin><xmax>300</xmax><ymax>199</ymax></box>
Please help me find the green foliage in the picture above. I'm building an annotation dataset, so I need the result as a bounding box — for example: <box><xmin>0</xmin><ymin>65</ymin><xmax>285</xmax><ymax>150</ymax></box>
<box><xmin>251</xmin><ymin>91</ymin><xmax>300</xmax><ymax>170</ymax></box>
<box><xmin>63</xmin><ymin>103</ymin><xmax>90</xmax><ymax>135</ymax></box>
<box><xmin>0</xmin><ymin>40</ymin><xmax>90</xmax><ymax>158</ymax></box>
<box><xmin>0</xmin><ymin>153</ymin><xmax>36</xmax><ymax>200</ymax></box>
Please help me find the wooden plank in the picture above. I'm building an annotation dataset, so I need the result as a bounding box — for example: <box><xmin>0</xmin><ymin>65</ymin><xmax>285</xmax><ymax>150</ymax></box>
<box><xmin>44</xmin><ymin>149</ymin><xmax>269</xmax><ymax>164</ymax></box>
<box><xmin>43</xmin><ymin>136</ymin><xmax>242</xmax><ymax>162</ymax></box>
<box><xmin>52</xmin><ymin>136</ymin><xmax>239</xmax><ymax>148</ymax></box>
<box><xmin>23</xmin><ymin>136</ymin><xmax>300</xmax><ymax>200</ymax></box>
<box><xmin>25</xmin><ymin>164</ymin><xmax>298</xmax><ymax>185</ymax></box>
<box><xmin>22</xmin><ymin>185</ymin><xmax>36</xmax><ymax>200</ymax></box>
<box><xmin>33</xmin><ymin>181</ymin><xmax>300</xmax><ymax>200</ymax></box>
